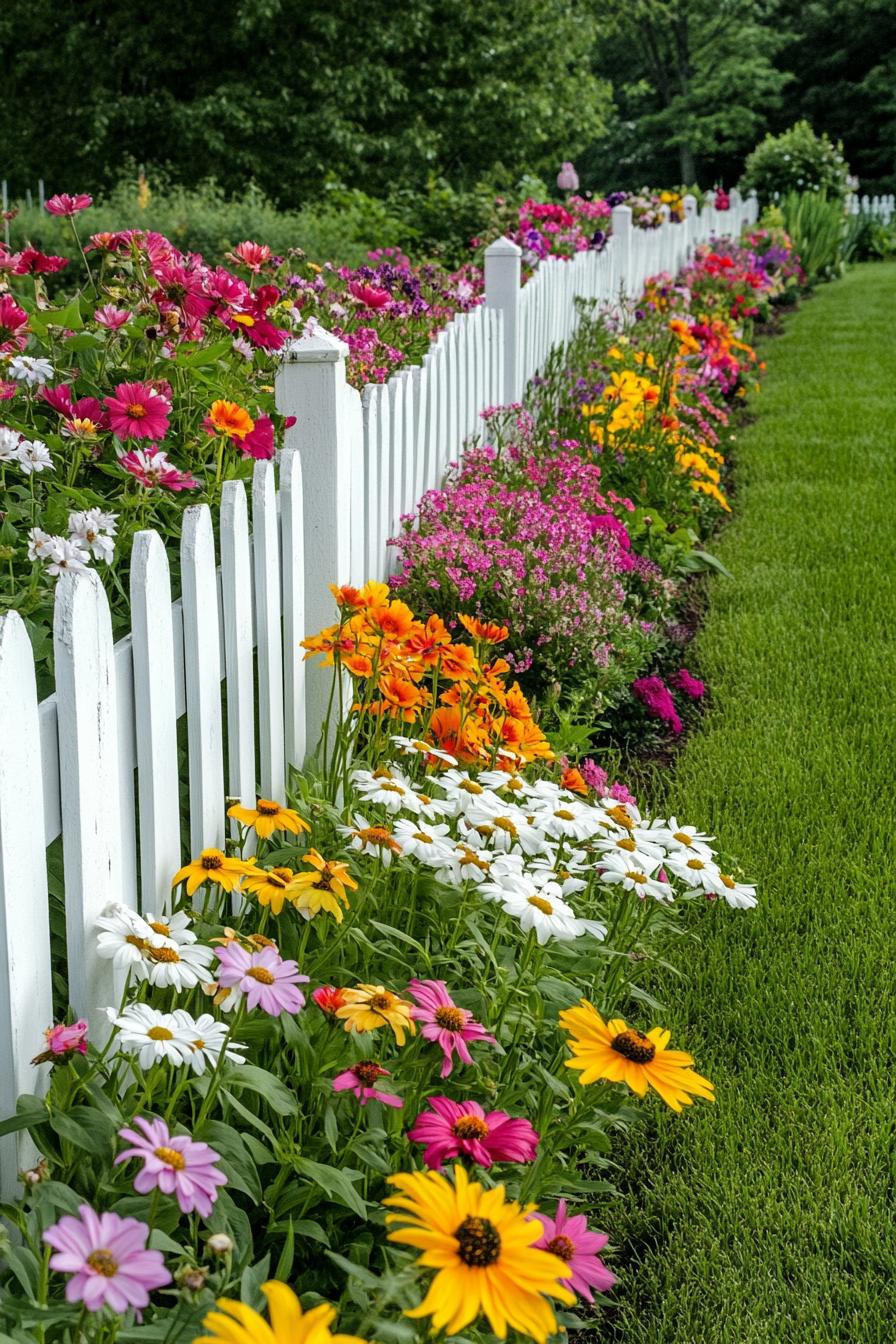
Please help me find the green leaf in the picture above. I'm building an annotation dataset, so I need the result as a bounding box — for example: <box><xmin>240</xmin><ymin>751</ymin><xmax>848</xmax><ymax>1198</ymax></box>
<box><xmin>3</xmin><ymin>1245</ymin><xmax>40</xmax><ymax>1300</ymax></box>
<box><xmin>194</xmin><ymin>1119</ymin><xmax>262</xmax><ymax>1202</ymax></box>
<box><xmin>0</xmin><ymin>1100</ymin><xmax>46</xmax><ymax>1138</ymax></box>
<box><xmin>294</xmin><ymin>1157</ymin><xmax>369</xmax><ymax>1218</ymax></box>
<box><xmin>274</xmin><ymin>1218</ymin><xmax>295</xmax><ymax>1280</ymax></box>
<box><xmin>367</xmin><ymin>920</ymin><xmax>429</xmax><ymax>956</ymax></box>
<box><xmin>240</xmin><ymin>1254</ymin><xmax>271</xmax><ymax>1311</ymax></box>
<box><xmin>48</xmin><ymin>1106</ymin><xmax>114</xmax><ymax>1156</ymax></box>
<box><xmin>176</xmin><ymin>339</ymin><xmax>233</xmax><ymax>367</ymax></box>
<box><xmin>226</xmin><ymin>1065</ymin><xmax>298</xmax><ymax>1116</ymax></box>
<box><xmin>681</xmin><ymin>548</ymin><xmax>734</xmax><ymax>579</ymax></box>
<box><xmin>324</xmin><ymin>1250</ymin><xmax>380</xmax><ymax>1287</ymax></box>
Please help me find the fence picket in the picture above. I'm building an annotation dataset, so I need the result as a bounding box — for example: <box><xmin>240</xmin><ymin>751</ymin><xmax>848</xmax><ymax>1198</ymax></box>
<box><xmin>280</xmin><ymin>446</ymin><xmax>306</xmax><ymax>771</ymax></box>
<box><xmin>181</xmin><ymin>505</ymin><xmax>225</xmax><ymax>854</ymax></box>
<box><xmin>219</xmin><ymin>481</ymin><xmax>256</xmax><ymax>817</ymax></box>
<box><xmin>253</xmin><ymin>460</ymin><xmax>286</xmax><ymax>800</ymax></box>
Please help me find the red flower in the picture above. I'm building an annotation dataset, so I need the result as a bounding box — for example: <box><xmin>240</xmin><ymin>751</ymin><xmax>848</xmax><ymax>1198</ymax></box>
<box><xmin>349</xmin><ymin>281</ymin><xmax>391</xmax><ymax>310</ymax></box>
<box><xmin>12</xmin><ymin>248</ymin><xmax>70</xmax><ymax>275</ymax></box>
<box><xmin>0</xmin><ymin>295</ymin><xmax>29</xmax><ymax>353</ymax></box>
<box><xmin>238</xmin><ymin>414</ymin><xmax>276</xmax><ymax>460</ymax></box>
<box><xmin>105</xmin><ymin>381</ymin><xmax>170</xmax><ymax>441</ymax></box>
<box><xmin>312</xmin><ymin>986</ymin><xmax>348</xmax><ymax>1018</ymax></box>
<box><xmin>45</xmin><ymin>193</ymin><xmax>93</xmax><ymax>217</ymax></box>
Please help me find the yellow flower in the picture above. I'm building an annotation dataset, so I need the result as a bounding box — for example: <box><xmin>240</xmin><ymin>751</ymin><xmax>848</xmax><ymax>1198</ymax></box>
<box><xmin>560</xmin><ymin>1000</ymin><xmax>715</xmax><ymax>1112</ymax></box>
<box><xmin>691</xmin><ymin>478</ymin><xmax>731</xmax><ymax>512</ymax></box>
<box><xmin>171</xmin><ymin>849</ymin><xmax>252</xmax><ymax>897</ymax></box>
<box><xmin>227</xmin><ymin>798</ymin><xmax>310</xmax><ymax>840</ymax></box>
<box><xmin>286</xmin><ymin>850</ymin><xmax>358</xmax><ymax>924</ymax></box>
<box><xmin>384</xmin><ymin>1165</ymin><xmax>574</xmax><ymax>1343</ymax></box>
<box><xmin>239</xmin><ymin>865</ymin><xmax>296</xmax><ymax>916</ymax></box>
<box><xmin>194</xmin><ymin>1280</ymin><xmax>368</xmax><ymax>1344</ymax></box>
<box><xmin>335</xmin><ymin>984</ymin><xmax>416</xmax><ymax>1044</ymax></box>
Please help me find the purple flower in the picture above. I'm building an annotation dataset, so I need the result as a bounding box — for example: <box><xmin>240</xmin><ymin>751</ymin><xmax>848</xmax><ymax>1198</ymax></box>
<box><xmin>407</xmin><ymin>978</ymin><xmax>496</xmax><ymax>1078</ymax></box>
<box><xmin>671</xmin><ymin>667</ymin><xmax>706</xmax><ymax>699</ymax></box>
<box><xmin>214</xmin><ymin>942</ymin><xmax>308</xmax><ymax>1016</ymax></box>
<box><xmin>531</xmin><ymin>1199</ymin><xmax>616</xmax><ymax>1302</ymax></box>
<box><xmin>115</xmin><ymin>1115</ymin><xmax>227</xmax><ymax>1217</ymax></box>
<box><xmin>43</xmin><ymin>1205</ymin><xmax>171</xmax><ymax>1313</ymax></box>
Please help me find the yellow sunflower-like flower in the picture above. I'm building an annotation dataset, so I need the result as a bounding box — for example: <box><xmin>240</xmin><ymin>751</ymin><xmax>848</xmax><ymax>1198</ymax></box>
<box><xmin>227</xmin><ymin>798</ymin><xmax>311</xmax><ymax>839</ymax></box>
<box><xmin>335</xmin><ymin>984</ymin><xmax>416</xmax><ymax>1045</ymax></box>
<box><xmin>239</xmin><ymin>864</ymin><xmax>296</xmax><ymax>916</ymax></box>
<box><xmin>286</xmin><ymin>850</ymin><xmax>358</xmax><ymax>924</ymax></box>
<box><xmin>194</xmin><ymin>1279</ymin><xmax>368</xmax><ymax>1344</ymax></box>
<box><xmin>172</xmin><ymin>849</ymin><xmax>252</xmax><ymax>897</ymax></box>
<box><xmin>560</xmin><ymin>1000</ymin><xmax>715</xmax><ymax>1112</ymax></box>
<box><xmin>384</xmin><ymin>1165</ymin><xmax>574</xmax><ymax>1343</ymax></box>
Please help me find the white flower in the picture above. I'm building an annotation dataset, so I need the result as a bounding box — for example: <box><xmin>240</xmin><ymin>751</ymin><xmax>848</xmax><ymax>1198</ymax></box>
<box><xmin>96</xmin><ymin>902</ymin><xmax>175</xmax><ymax>969</ymax></box>
<box><xmin>536</xmin><ymin>800</ymin><xmax>601</xmax><ymax>843</ymax></box>
<box><xmin>68</xmin><ymin>508</ymin><xmax>118</xmax><ymax>563</ymax></box>
<box><xmin>0</xmin><ymin>427</ymin><xmax>22</xmax><ymax>461</ymax></box>
<box><xmin>108</xmin><ymin>1003</ymin><xmax>192</xmax><ymax>1068</ymax></box>
<box><xmin>595</xmin><ymin>830</ymin><xmax>665</xmax><ymax>871</ymax></box>
<box><xmin>140</xmin><ymin>909</ymin><xmax>198</xmax><ymax>947</ymax></box>
<box><xmin>486</xmin><ymin>876</ymin><xmax>605</xmax><ymax>944</ymax></box>
<box><xmin>7</xmin><ymin>356</ymin><xmax>54</xmax><ymax>386</ymax></box>
<box><xmin>351</xmin><ymin>767</ymin><xmax>415</xmax><ymax>814</ymax></box>
<box><xmin>664</xmin><ymin>851</ymin><xmax>723</xmax><ymax>893</ymax></box>
<box><xmin>705</xmin><ymin>871</ymin><xmax>758</xmax><ymax>909</ymax></box>
<box><xmin>141</xmin><ymin>940</ymin><xmax>216</xmax><ymax>991</ymax></box>
<box><xmin>27</xmin><ymin>527</ymin><xmax>58</xmax><ymax>561</ymax></box>
<box><xmin>15</xmin><ymin>439</ymin><xmax>54</xmax><ymax>474</ymax></box>
<box><xmin>434</xmin><ymin>843</ymin><xmax>500</xmax><ymax>886</ymax></box>
<box><xmin>45</xmin><ymin>537</ymin><xmax>89</xmax><ymax>575</ymax></box>
<box><xmin>392</xmin><ymin>817</ymin><xmax>453</xmax><ymax>864</ymax></box>
<box><xmin>463</xmin><ymin>799</ymin><xmax>547</xmax><ymax>856</ymax></box>
<box><xmin>170</xmin><ymin>1010</ymin><xmax>246</xmax><ymax>1074</ymax></box>
<box><xmin>337</xmin><ymin>812</ymin><xmax>399</xmax><ymax>865</ymax></box>
<box><xmin>598</xmin><ymin>851</ymin><xmax>671</xmax><ymax>902</ymax></box>
<box><xmin>391</xmin><ymin>736</ymin><xmax>458</xmax><ymax>768</ymax></box>
<box><xmin>403</xmin><ymin>788</ymin><xmax>449</xmax><ymax>823</ymax></box>
<box><xmin>646</xmin><ymin>818</ymin><xmax>715</xmax><ymax>859</ymax></box>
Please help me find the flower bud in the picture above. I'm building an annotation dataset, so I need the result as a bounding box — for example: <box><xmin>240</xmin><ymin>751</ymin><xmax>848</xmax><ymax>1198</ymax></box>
<box><xmin>177</xmin><ymin>1265</ymin><xmax>209</xmax><ymax>1292</ymax></box>
<box><xmin>206</xmin><ymin>1233</ymin><xmax>234</xmax><ymax>1256</ymax></box>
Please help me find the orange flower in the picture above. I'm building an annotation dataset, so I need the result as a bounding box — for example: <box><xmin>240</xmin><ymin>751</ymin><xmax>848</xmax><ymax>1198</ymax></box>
<box><xmin>377</xmin><ymin>673</ymin><xmax>427</xmax><ymax>720</ymax></box>
<box><xmin>329</xmin><ymin>584</ymin><xmax>366</xmax><ymax>611</ymax></box>
<box><xmin>561</xmin><ymin>766</ymin><xmax>589</xmax><ymax>795</ymax></box>
<box><xmin>458</xmin><ymin>613</ymin><xmax>510</xmax><ymax>645</ymax></box>
<box><xmin>342</xmin><ymin>651</ymin><xmax>374</xmax><ymax>678</ymax></box>
<box><xmin>367</xmin><ymin>600</ymin><xmax>416</xmax><ymax>641</ymax></box>
<box><xmin>405</xmin><ymin>613</ymin><xmax>451</xmax><ymax>665</ymax></box>
<box><xmin>208</xmin><ymin>399</ymin><xmax>255</xmax><ymax>440</ymax></box>
<box><xmin>439</xmin><ymin>643</ymin><xmax>477</xmax><ymax>681</ymax></box>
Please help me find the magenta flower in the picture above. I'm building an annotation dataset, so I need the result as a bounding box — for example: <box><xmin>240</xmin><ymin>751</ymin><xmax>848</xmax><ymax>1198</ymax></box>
<box><xmin>332</xmin><ymin>1060</ymin><xmax>403</xmax><ymax>1107</ymax></box>
<box><xmin>531</xmin><ymin>1200</ymin><xmax>616</xmax><ymax>1302</ymax></box>
<box><xmin>94</xmin><ymin>304</ymin><xmax>131</xmax><ymax>330</ymax></box>
<box><xmin>105</xmin><ymin>381</ymin><xmax>170</xmax><ymax>441</ymax></box>
<box><xmin>408</xmin><ymin>1097</ymin><xmax>539</xmax><ymax>1170</ymax></box>
<box><xmin>119</xmin><ymin>448</ymin><xmax>199</xmax><ymax>492</ymax></box>
<box><xmin>407</xmin><ymin>979</ymin><xmax>496</xmax><ymax>1078</ymax></box>
<box><xmin>671</xmin><ymin>667</ymin><xmax>706</xmax><ymax>699</ymax></box>
<box><xmin>43</xmin><ymin>1205</ymin><xmax>171</xmax><ymax>1313</ymax></box>
<box><xmin>45</xmin><ymin>193</ymin><xmax>93</xmax><ymax>217</ymax></box>
<box><xmin>0</xmin><ymin>294</ymin><xmax>29</xmax><ymax>353</ymax></box>
<box><xmin>32</xmin><ymin>1019</ymin><xmax>88</xmax><ymax>1064</ymax></box>
<box><xmin>349</xmin><ymin>280</ymin><xmax>391</xmax><ymax>309</ymax></box>
<box><xmin>228</xmin><ymin>241</ymin><xmax>272</xmax><ymax>272</ymax></box>
<box><xmin>238</xmin><ymin>413</ymin><xmax>276</xmax><ymax>460</ymax></box>
<box><xmin>214</xmin><ymin>942</ymin><xmax>308</xmax><ymax>1016</ymax></box>
<box><xmin>632</xmin><ymin>675</ymin><xmax>682</xmax><ymax>734</ymax></box>
<box><xmin>115</xmin><ymin>1115</ymin><xmax>227</xmax><ymax>1217</ymax></box>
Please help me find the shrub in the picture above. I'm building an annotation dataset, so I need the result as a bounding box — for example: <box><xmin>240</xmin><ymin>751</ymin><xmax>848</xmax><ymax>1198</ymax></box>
<box><xmin>740</xmin><ymin>120</ymin><xmax>850</xmax><ymax>204</ymax></box>
<box><xmin>775</xmin><ymin>192</ymin><xmax>846</xmax><ymax>283</ymax></box>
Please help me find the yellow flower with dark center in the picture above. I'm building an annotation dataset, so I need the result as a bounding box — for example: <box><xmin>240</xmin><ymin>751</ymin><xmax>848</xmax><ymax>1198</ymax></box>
<box><xmin>227</xmin><ymin>798</ymin><xmax>311</xmax><ymax>839</ymax></box>
<box><xmin>286</xmin><ymin>849</ymin><xmax>358</xmax><ymax>924</ymax></box>
<box><xmin>171</xmin><ymin>849</ymin><xmax>252</xmax><ymax>897</ymax></box>
<box><xmin>195</xmin><ymin>1279</ymin><xmax>369</xmax><ymax>1344</ymax></box>
<box><xmin>560</xmin><ymin>1000</ymin><xmax>715</xmax><ymax>1112</ymax></box>
<box><xmin>240</xmin><ymin>865</ymin><xmax>296</xmax><ymax>916</ymax></box>
<box><xmin>384</xmin><ymin>1165</ymin><xmax>574</xmax><ymax>1343</ymax></box>
<box><xmin>335</xmin><ymin>984</ymin><xmax>416</xmax><ymax>1045</ymax></box>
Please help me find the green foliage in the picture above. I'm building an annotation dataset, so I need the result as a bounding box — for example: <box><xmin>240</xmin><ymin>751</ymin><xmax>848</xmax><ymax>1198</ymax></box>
<box><xmin>775</xmin><ymin>191</ymin><xmax>845</xmax><ymax>283</ymax></box>
<box><xmin>842</xmin><ymin>211</ymin><xmax>896</xmax><ymax>264</ymax></box>
<box><xmin>741</xmin><ymin>120</ymin><xmax>850</xmax><ymax>204</ymax></box>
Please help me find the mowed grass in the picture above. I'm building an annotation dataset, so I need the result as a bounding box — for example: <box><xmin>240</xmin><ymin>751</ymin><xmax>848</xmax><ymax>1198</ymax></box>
<box><xmin>604</xmin><ymin>264</ymin><xmax>896</xmax><ymax>1344</ymax></box>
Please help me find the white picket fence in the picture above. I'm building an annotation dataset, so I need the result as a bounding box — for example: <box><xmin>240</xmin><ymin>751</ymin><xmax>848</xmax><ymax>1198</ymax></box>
<box><xmin>846</xmin><ymin>192</ymin><xmax>895</xmax><ymax>222</ymax></box>
<box><xmin>0</xmin><ymin>189</ymin><xmax>757</xmax><ymax>1194</ymax></box>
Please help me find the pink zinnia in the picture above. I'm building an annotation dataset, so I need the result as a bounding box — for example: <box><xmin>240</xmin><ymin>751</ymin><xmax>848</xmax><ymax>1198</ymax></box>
<box><xmin>238</xmin><ymin>413</ymin><xmax>276</xmax><ymax>460</ymax></box>
<box><xmin>0</xmin><ymin>294</ymin><xmax>29</xmax><ymax>353</ymax></box>
<box><xmin>94</xmin><ymin>304</ymin><xmax>131</xmax><ymax>329</ymax></box>
<box><xmin>214</xmin><ymin>942</ymin><xmax>308</xmax><ymax>1016</ymax></box>
<box><xmin>45</xmin><ymin>193</ymin><xmax>93</xmax><ymax>217</ymax></box>
<box><xmin>349</xmin><ymin>280</ymin><xmax>391</xmax><ymax>310</ymax></box>
<box><xmin>40</xmin><ymin>383</ymin><xmax>75</xmax><ymax>416</ymax></box>
<box><xmin>671</xmin><ymin>667</ymin><xmax>706</xmax><ymax>699</ymax></box>
<box><xmin>12</xmin><ymin>248</ymin><xmax>69</xmax><ymax>275</ymax></box>
<box><xmin>32</xmin><ymin>1019</ymin><xmax>88</xmax><ymax>1063</ymax></box>
<box><xmin>119</xmin><ymin>448</ymin><xmax>199</xmax><ymax>492</ymax></box>
<box><xmin>105</xmin><ymin>381</ymin><xmax>170</xmax><ymax>441</ymax></box>
<box><xmin>229</xmin><ymin>241</ymin><xmax>272</xmax><ymax>272</ymax></box>
<box><xmin>408</xmin><ymin>1097</ymin><xmax>539</xmax><ymax>1170</ymax></box>
<box><xmin>407</xmin><ymin>978</ymin><xmax>496</xmax><ymax>1078</ymax></box>
<box><xmin>332</xmin><ymin>1060</ymin><xmax>403</xmax><ymax>1108</ymax></box>
<box><xmin>43</xmin><ymin>1205</ymin><xmax>170</xmax><ymax>1312</ymax></box>
<box><xmin>115</xmin><ymin>1115</ymin><xmax>227</xmax><ymax>1217</ymax></box>
<box><xmin>531</xmin><ymin>1200</ymin><xmax>616</xmax><ymax>1302</ymax></box>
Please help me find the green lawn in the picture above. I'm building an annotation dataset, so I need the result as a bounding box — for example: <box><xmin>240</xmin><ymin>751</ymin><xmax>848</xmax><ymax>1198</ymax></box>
<box><xmin>604</xmin><ymin>263</ymin><xmax>896</xmax><ymax>1343</ymax></box>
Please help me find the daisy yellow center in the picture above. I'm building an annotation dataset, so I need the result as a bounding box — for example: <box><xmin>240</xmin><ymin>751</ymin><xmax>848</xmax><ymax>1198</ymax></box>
<box><xmin>149</xmin><ymin>946</ymin><xmax>180</xmax><ymax>963</ymax></box>
<box><xmin>673</xmin><ymin>831</ymin><xmax>694</xmax><ymax>846</ymax></box>
<box><xmin>618</xmin><ymin>837</ymin><xmax>636</xmax><ymax>852</ymax></box>
<box><xmin>353</xmin><ymin>1060</ymin><xmax>383</xmax><ymax>1086</ymax></box>
<box><xmin>528</xmin><ymin>895</ymin><xmax>554</xmax><ymax>915</ymax></box>
<box><xmin>147</xmin><ymin>1025</ymin><xmax>174</xmax><ymax>1041</ymax></box>
<box><xmin>506</xmin><ymin>777</ymin><xmax>524</xmax><ymax>791</ymax></box>
<box><xmin>418</xmin><ymin>794</ymin><xmax>432</xmax><ymax>805</ymax></box>
<box><xmin>201</xmin><ymin>853</ymin><xmax>223</xmax><ymax>870</ymax></box>
<box><xmin>148</xmin><ymin>920</ymin><xmax>170</xmax><ymax>936</ymax></box>
<box><xmin>372</xmin><ymin>768</ymin><xmax>393</xmax><ymax>780</ymax></box>
<box><xmin>476</xmin><ymin>824</ymin><xmax>494</xmax><ymax>837</ymax></box>
<box><xmin>455</xmin><ymin>1215</ymin><xmax>501</xmax><ymax>1267</ymax></box>
<box><xmin>357</xmin><ymin>827</ymin><xmax>392</xmax><ymax>845</ymax></box>
<box><xmin>413</xmin><ymin>831</ymin><xmax>434</xmax><ymax>844</ymax></box>
<box><xmin>154</xmin><ymin>1145</ymin><xmax>186</xmax><ymax>1170</ymax></box>
<box><xmin>460</xmin><ymin>780</ymin><xmax>483</xmax><ymax>794</ymax></box>
<box><xmin>256</xmin><ymin>800</ymin><xmax>280</xmax><ymax>815</ymax></box>
<box><xmin>380</xmin><ymin>783</ymin><xmax>405</xmax><ymax>794</ymax></box>
<box><xmin>452</xmin><ymin>1114</ymin><xmax>490</xmax><ymax>1140</ymax></box>
<box><xmin>126</xmin><ymin>403</ymin><xmax>147</xmax><ymax>419</ymax></box>
<box><xmin>720</xmin><ymin>874</ymin><xmax>736</xmax><ymax>889</ymax></box>
<box><xmin>554</xmin><ymin>809</ymin><xmax>575</xmax><ymax>821</ymax></box>
<box><xmin>686</xmin><ymin>858</ymin><xmax>705</xmax><ymax>870</ymax></box>
<box><xmin>126</xmin><ymin>934</ymin><xmax>147</xmax><ymax>949</ymax></box>
<box><xmin>607</xmin><ymin>806</ymin><xmax>634</xmax><ymax>830</ymax></box>
<box><xmin>545</xmin><ymin>1234</ymin><xmax>576</xmax><ymax>1262</ymax></box>
<box><xmin>626</xmin><ymin>870</ymin><xmax>648</xmax><ymax>884</ymax></box>
<box><xmin>369</xmin><ymin>992</ymin><xmax>395</xmax><ymax>1011</ymax></box>
<box><xmin>434</xmin><ymin>1005</ymin><xmax>466</xmax><ymax>1031</ymax></box>
<box><xmin>86</xmin><ymin>1249</ymin><xmax>119</xmax><ymax>1277</ymax></box>
<box><xmin>611</xmin><ymin>1028</ymin><xmax>656</xmax><ymax>1064</ymax></box>
<box><xmin>247</xmin><ymin>966</ymin><xmax>275</xmax><ymax>985</ymax></box>
<box><xmin>494</xmin><ymin>817</ymin><xmax>517</xmax><ymax>836</ymax></box>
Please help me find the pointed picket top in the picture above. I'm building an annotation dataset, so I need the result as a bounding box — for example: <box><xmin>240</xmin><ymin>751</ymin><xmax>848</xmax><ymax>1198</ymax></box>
<box><xmin>484</xmin><ymin>235</ymin><xmax>523</xmax><ymax>257</ymax></box>
<box><xmin>283</xmin><ymin>325</ymin><xmax>349</xmax><ymax>364</ymax></box>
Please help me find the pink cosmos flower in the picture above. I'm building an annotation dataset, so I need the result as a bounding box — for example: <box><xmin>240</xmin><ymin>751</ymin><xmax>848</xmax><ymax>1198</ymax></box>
<box><xmin>43</xmin><ymin>1205</ymin><xmax>171</xmax><ymax>1312</ymax></box>
<box><xmin>671</xmin><ymin>667</ymin><xmax>706</xmax><ymax>699</ymax></box>
<box><xmin>94</xmin><ymin>304</ymin><xmax>131</xmax><ymax>329</ymax></box>
<box><xmin>349</xmin><ymin>280</ymin><xmax>391</xmax><ymax>310</ymax></box>
<box><xmin>0</xmin><ymin>381</ymin><xmax>17</xmax><ymax>400</ymax></box>
<box><xmin>105</xmin><ymin>381</ymin><xmax>170</xmax><ymax>441</ymax></box>
<box><xmin>0</xmin><ymin>295</ymin><xmax>29</xmax><ymax>353</ymax></box>
<box><xmin>407</xmin><ymin>978</ymin><xmax>496</xmax><ymax>1078</ymax></box>
<box><xmin>531</xmin><ymin>1200</ymin><xmax>616</xmax><ymax>1302</ymax></box>
<box><xmin>119</xmin><ymin>448</ymin><xmax>199</xmax><ymax>491</ymax></box>
<box><xmin>214</xmin><ymin>942</ymin><xmax>308</xmax><ymax>1016</ymax></box>
<box><xmin>238</xmin><ymin>413</ymin><xmax>276</xmax><ymax>460</ymax></box>
<box><xmin>40</xmin><ymin>383</ymin><xmax>75</xmax><ymax>416</ymax></box>
<box><xmin>332</xmin><ymin>1060</ymin><xmax>403</xmax><ymax>1108</ymax></box>
<box><xmin>45</xmin><ymin>193</ymin><xmax>93</xmax><ymax>217</ymax></box>
<box><xmin>115</xmin><ymin>1115</ymin><xmax>227</xmax><ymax>1217</ymax></box>
<box><xmin>229</xmin><ymin>241</ymin><xmax>272</xmax><ymax>272</ymax></box>
<box><xmin>32</xmin><ymin>1019</ymin><xmax>88</xmax><ymax>1063</ymax></box>
<box><xmin>12</xmin><ymin>248</ymin><xmax>69</xmax><ymax>275</ymax></box>
<box><xmin>408</xmin><ymin>1097</ymin><xmax>539</xmax><ymax>1169</ymax></box>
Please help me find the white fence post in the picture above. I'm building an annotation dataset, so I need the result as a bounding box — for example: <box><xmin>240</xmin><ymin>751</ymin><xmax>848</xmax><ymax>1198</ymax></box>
<box><xmin>280</xmin><ymin>447</ymin><xmax>306</xmax><ymax>771</ymax></box>
<box><xmin>610</xmin><ymin>204</ymin><xmax>633</xmax><ymax>299</ymax></box>
<box><xmin>181</xmin><ymin>506</ymin><xmax>225</xmax><ymax>854</ymax></box>
<box><xmin>485</xmin><ymin>237</ymin><xmax>522</xmax><ymax>405</ymax></box>
<box><xmin>275</xmin><ymin>329</ymin><xmax>364</xmax><ymax>753</ymax></box>
<box><xmin>0</xmin><ymin>612</ymin><xmax>53</xmax><ymax>1199</ymax></box>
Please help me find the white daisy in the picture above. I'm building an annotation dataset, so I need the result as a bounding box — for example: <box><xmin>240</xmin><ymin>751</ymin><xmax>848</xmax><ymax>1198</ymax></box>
<box><xmin>664</xmin><ymin>851</ymin><xmax>723</xmax><ymax>893</ymax></box>
<box><xmin>401</xmin><ymin>787</ymin><xmax>449</xmax><ymax>822</ymax></box>
<box><xmin>7</xmin><ymin>355</ymin><xmax>54</xmax><ymax>386</ymax></box>
<box><xmin>351</xmin><ymin>768</ymin><xmax>415</xmax><ymax>814</ymax></box>
<box><xmin>107</xmin><ymin>1003</ymin><xmax>192</xmax><ymax>1068</ymax></box>
<box><xmin>15</xmin><ymin>439</ymin><xmax>54</xmax><ymax>475</ymax></box>
<box><xmin>598</xmin><ymin>851</ymin><xmax>672</xmax><ymax>902</ymax></box>
<box><xmin>464</xmin><ymin>799</ymin><xmax>547</xmax><ymax>856</ymax></box>
<box><xmin>536</xmin><ymin>800</ymin><xmax>602</xmax><ymax>843</ymax></box>
<box><xmin>170</xmin><ymin>1010</ymin><xmax>246</xmax><ymax>1074</ymax></box>
<box><xmin>0</xmin><ymin>427</ymin><xmax>22</xmax><ymax>461</ymax></box>
<box><xmin>646</xmin><ymin>818</ymin><xmax>715</xmax><ymax>858</ymax></box>
<box><xmin>389</xmin><ymin>735</ymin><xmax>458</xmax><ymax>766</ymax></box>
<box><xmin>495</xmin><ymin>884</ymin><xmax>606</xmax><ymax>945</ymax></box>
<box><xmin>27</xmin><ymin>527</ymin><xmax>58</xmax><ymax>561</ymax></box>
<box><xmin>595</xmin><ymin>829</ymin><xmax>665</xmax><ymax>870</ymax></box>
<box><xmin>337</xmin><ymin>812</ymin><xmax>400</xmax><ymax>865</ymax></box>
<box><xmin>68</xmin><ymin>508</ymin><xmax>118</xmax><ymax>564</ymax></box>
<box><xmin>96</xmin><ymin>902</ymin><xmax>175</xmax><ymax>970</ymax></box>
<box><xmin>140</xmin><ymin>909</ymin><xmax>198</xmax><ymax>947</ymax></box>
<box><xmin>45</xmin><ymin>537</ymin><xmax>89</xmax><ymax>575</ymax></box>
<box><xmin>141</xmin><ymin>940</ymin><xmax>216</xmax><ymax>990</ymax></box>
<box><xmin>705</xmin><ymin>870</ymin><xmax>758</xmax><ymax>909</ymax></box>
<box><xmin>392</xmin><ymin>818</ymin><xmax>453</xmax><ymax>865</ymax></box>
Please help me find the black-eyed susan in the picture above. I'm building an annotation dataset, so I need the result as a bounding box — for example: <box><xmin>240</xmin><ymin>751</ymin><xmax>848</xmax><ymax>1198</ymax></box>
<box><xmin>239</xmin><ymin>864</ymin><xmax>296</xmax><ymax>916</ymax></box>
<box><xmin>226</xmin><ymin>798</ymin><xmax>310</xmax><ymax>840</ymax></box>
<box><xmin>195</xmin><ymin>1279</ymin><xmax>368</xmax><ymax>1344</ymax></box>
<box><xmin>171</xmin><ymin>849</ymin><xmax>252</xmax><ymax>897</ymax></box>
<box><xmin>560</xmin><ymin>1000</ymin><xmax>715</xmax><ymax>1112</ymax></box>
<box><xmin>286</xmin><ymin>850</ymin><xmax>358</xmax><ymax>924</ymax></box>
<box><xmin>384</xmin><ymin>1165</ymin><xmax>574</xmax><ymax>1343</ymax></box>
<box><xmin>335</xmin><ymin>984</ymin><xmax>416</xmax><ymax>1045</ymax></box>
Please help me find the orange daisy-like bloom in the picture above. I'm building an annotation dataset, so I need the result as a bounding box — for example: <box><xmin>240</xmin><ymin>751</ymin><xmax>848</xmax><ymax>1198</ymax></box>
<box><xmin>366</xmin><ymin>599</ymin><xmax>416</xmax><ymax>640</ymax></box>
<box><xmin>239</xmin><ymin>864</ymin><xmax>296</xmax><ymax>916</ymax></box>
<box><xmin>171</xmin><ymin>849</ymin><xmax>253</xmax><ymax>897</ymax></box>
<box><xmin>377</xmin><ymin>672</ymin><xmax>427</xmax><ymax>720</ymax></box>
<box><xmin>405</xmin><ymin>613</ymin><xmax>452</xmax><ymax>665</ymax></box>
<box><xmin>335</xmin><ymin>984</ymin><xmax>416</xmax><ymax>1045</ymax></box>
<box><xmin>226</xmin><ymin>798</ymin><xmax>310</xmax><ymax>839</ymax></box>
<box><xmin>560</xmin><ymin>1000</ymin><xmax>715</xmax><ymax>1112</ymax></box>
<box><xmin>457</xmin><ymin>613</ymin><xmax>510</xmax><ymax>646</ymax></box>
<box><xmin>208</xmin><ymin>399</ymin><xmax>255</xmax><ymax>440</ymax></box>
<box><xmin>439</xmin><ymin>643</ymin><xmax>477</xmax><ymax>681</ymax></box>
<box><xmin>560</xmin><ymin>765</ymin><xmax>589</xmax><ymax>795</ymax></box>
<box><xmin>286</xmin><ymin>849</ymin><xmax>358</xmax><ymax>924</ymax></box>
